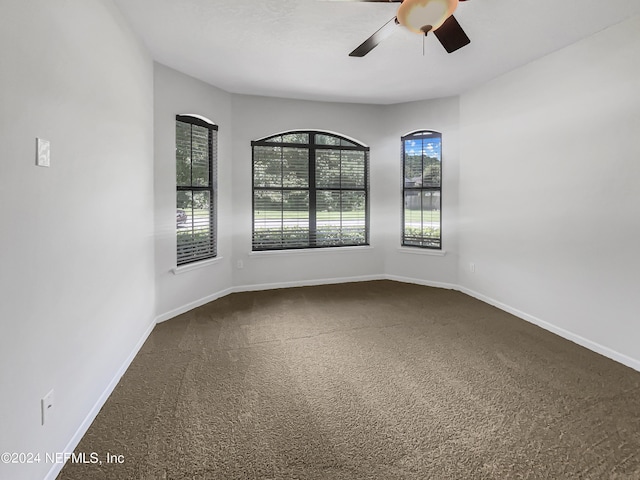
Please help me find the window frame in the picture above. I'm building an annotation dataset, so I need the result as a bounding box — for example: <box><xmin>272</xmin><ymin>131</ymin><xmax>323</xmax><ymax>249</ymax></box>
<box><xmin>175</xmin><ymin>114</ymin><xmax>218</xmax><ymax>266</ymax></box>
<box><xmin>251</xmin><ymin>130</ymin><xmax>370</xmax><ymax>251</ymax></box>
<box><xmin>401</xmin><ymin>130</ymin><xmax>442</xmax><ymax>250</ymax></box>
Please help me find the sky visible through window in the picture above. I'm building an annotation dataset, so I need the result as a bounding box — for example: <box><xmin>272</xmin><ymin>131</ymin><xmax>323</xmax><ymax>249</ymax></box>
<box><xmin>405</xmin><ymin>137</ymin><xmax>441</xmax><ymax>158</ymax></box>
<box><xmin>403</xmin><ymin>132</ymin><xmax>441</xmax><ymax>249</ymax></box>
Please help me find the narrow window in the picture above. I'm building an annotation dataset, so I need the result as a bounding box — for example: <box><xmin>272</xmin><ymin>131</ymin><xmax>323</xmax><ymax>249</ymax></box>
<box><xmin>402</xmin><ymin>130</ymin><xmax>442</xmax><ymax>249</ymax></box>
<box><xmin>252</xmin><ymin>131</ymin><xmax>369</xmax><ymax>251</ymax></box>
<box><xmin>176</xmin><ymin>115</ymin><xmax>217</xmax><ymax>265</ymax></box>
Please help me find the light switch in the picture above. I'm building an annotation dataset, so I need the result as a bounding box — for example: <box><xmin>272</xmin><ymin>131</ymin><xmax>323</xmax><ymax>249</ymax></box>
<box><xmin>36</xmin><ymin>138</ymin><xmax>50</xmax><ymax>167</ymax></box>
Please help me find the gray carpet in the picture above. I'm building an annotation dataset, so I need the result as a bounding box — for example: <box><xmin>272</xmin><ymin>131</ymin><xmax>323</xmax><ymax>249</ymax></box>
<box><xmin>58</xmin><ymin>280</ymin><xmax>640</xmax><ymax>479</ymax></box>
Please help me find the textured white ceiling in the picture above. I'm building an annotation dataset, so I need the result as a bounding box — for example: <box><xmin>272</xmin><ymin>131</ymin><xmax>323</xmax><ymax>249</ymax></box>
<box><xmin>113</xmin><ymin>0</ymin><xmax>640</xmax><ymax>104</ymax></box>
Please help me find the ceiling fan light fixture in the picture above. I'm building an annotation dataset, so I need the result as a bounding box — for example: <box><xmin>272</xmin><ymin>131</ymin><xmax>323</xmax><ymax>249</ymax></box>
<box><xmin>397</xmin><ymin>0</ymin><xmax>459</xmax><ymax>35</ymax></box>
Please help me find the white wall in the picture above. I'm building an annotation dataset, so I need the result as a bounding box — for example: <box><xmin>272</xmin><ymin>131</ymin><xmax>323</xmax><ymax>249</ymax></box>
<box><xmin>153</xmin><ymin>64</ymin><xmax>234</xmax><ymax>322</ymax></box>
<box><xmin>2</xmin><ymin>5</ymin><xmax>638</xmax><ymax>478</ymax></box>
<box><xmin>230</xmin><ymin>95</ymin><xmax>387</xmax><ymax>288</ymax></box>
<box><xmin>154</xmin><ymin>81</ymin><xmax>461</xmax><ymax>313</ymax></box>
<box><xmin>228</xmin><ymin>94</ymin><xmax>461</xmax><ymax>290</ymax></box>
<box><xmin>382</xmin><ymin>97</ymin><xmax>460</xmax><ymax>287</ymax></box>
<box><xmin>0</xmin><ymin>1</ymin><xmax>155</xmax><ymax>479</ymax></box>
<box><xmin>458</xmin><ymin>17</ymin><xmax>640</xmax><ymax>368</ymax></box>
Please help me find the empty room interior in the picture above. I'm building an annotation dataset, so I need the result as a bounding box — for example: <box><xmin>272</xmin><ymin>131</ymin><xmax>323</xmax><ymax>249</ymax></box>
<box><xmin>1</xmin><ymin>0</ymin><xmax>639</xmax><ymax>479</ymax></box>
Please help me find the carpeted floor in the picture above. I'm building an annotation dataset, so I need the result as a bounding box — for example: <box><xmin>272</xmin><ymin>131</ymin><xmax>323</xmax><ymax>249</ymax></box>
<box><xmin>58</xmin><ymin>280</ymin><xmax>640</xmax><ymax>479</ymax></box>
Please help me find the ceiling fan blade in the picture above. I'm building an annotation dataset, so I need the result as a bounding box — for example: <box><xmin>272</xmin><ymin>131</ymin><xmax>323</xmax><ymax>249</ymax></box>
<box><xmin>349</xmin><ymin>17</ymin><xmax>398</xmax><ymax>57</ymax></box>
<box><xmin>433</xmin><ymin>15</ymin><xmax>470</xmax><ymax>53</ymax></box>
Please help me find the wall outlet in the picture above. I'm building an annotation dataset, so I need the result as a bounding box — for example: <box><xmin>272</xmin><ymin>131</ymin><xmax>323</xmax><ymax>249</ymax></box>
<box><xmin>41</xmin><ymin>389</ymin><xmax>54</xmax><ymax>425</ymax></box>
<box><xmin>470</xmin><ymin>262</ymin><xmax>476</xmax><ymax>273</ymax></box>
<box><xmin>236</xmin><ymin>260</ymin><xmax>244</xmax><ymax>269</ymax></box>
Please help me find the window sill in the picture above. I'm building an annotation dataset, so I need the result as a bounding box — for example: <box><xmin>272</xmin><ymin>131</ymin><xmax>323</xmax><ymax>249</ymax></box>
<box><xmin>250</xmin><ymin>245</ymin><xmax>374</xmax><ymax>258</ymax></box>
<box><xmin>397</xmin><ymin>248</ymin><xmax>446</xmax><ymax>257</ymax></box>
<box><xmin>172</xmin><ymin>256</ymin><xmax>223</xmax><ymax>275</ymax></box>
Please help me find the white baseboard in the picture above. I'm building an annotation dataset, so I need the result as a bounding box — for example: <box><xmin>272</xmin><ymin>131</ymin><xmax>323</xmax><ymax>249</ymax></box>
<box><xmin>233</xmin><ymin>274</ymin><xmax>385</xmax><ymax>293</ymax></box>
<box><xmin>154</xmin><ymin>274</ymin><xmax>639</xmax><ymax>373</ymax></box>
<box><xmin>155</xmin><ymin>287</ymin><xmax>235</xmax><ymax>324</ymax></box>
<box><xmin>457</xmin><ymin>285</ymin><xmax>640</xmax><ymax>373</ymax></box>
<box><xmin>384</xmin><ymin>275</ymin><xmax>639</xmax><ymax>372</ymax></box>
<box><xmin>45</xmin><ymin>275</ymin><xmax>639</xmax><ymax>480</ymax></box>
<box><xmin>154</xmin><ymin>275</ymin><xmax>386</xmax><ymax>325</ymax></box>
<box><xmin>44</xmin><ymin>318</ymin><xmax>157</xmax><ymax>480</ymax></box>
<box><xmin>384</xmin><ymin>274</ymin><xmax>458</xmax><ymax>291</ymax></box>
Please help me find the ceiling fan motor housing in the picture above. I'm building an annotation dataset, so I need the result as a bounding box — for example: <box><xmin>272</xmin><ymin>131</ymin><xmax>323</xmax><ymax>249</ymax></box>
<box><xmin>397</xmin><ymin>0</ymin><xmax>459</xmax><ymax>34</ymax></box>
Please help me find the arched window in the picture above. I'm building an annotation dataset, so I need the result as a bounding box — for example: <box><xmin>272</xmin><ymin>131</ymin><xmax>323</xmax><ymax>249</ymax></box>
<box><xmin>175</xmin><ymin>114</ymin><xmax>217</xmax><ymax>265</ymax></box>
<box><xmin>402</xmin><ymin>130</ymin><xmax>442</xmax><ymax>249</ymax></box>
<box><xmin>252</xmin><ymin>131</ymin><xmax>369</xmax><ymax>251</ymax></box>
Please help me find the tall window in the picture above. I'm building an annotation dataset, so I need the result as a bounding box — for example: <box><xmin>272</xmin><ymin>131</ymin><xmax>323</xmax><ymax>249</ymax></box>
<box><xmin>252</xmin><ymin>131</ymin><xmax>369</xmax><ymax>251</ymax></box>
<box><xmin>402</xmin><ymin>130</ymin><xmax>442</xmax><ymax>249</ymax></box>
<box><xmin>176</xmin><ymin>115</ymin><xmax>217</xmax><ymax>265</ymax></box>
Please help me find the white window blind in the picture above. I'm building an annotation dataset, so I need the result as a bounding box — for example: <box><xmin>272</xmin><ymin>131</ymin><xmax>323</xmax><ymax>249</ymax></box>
<box><xmin>176</xmin><ymin>115</ymin><xmax>218</xmax><ymax>265</ymax></box>
<box><xmin>402</xmin><ymin>130</ymin><xmax>442</xmax><ymax>249</ymax></box>
<box><xmin>252</xmin><ymin>131</ymin><xmax>369</xmax><ymax>251</ymax></box>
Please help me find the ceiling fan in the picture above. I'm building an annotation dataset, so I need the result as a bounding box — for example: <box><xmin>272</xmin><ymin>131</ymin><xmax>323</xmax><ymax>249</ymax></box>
<box><xmin>329</xmin><ymin>0</ymin><xmax>471</xmax><ymax>57</ymax></box>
